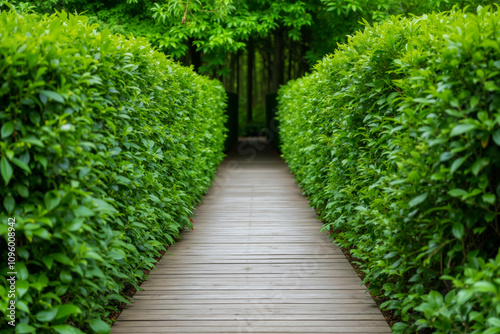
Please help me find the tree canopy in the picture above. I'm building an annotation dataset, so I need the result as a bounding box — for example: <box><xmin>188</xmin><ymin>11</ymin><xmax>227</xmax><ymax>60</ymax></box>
<box><xmin>16</xmin><ymin>0</ymin><xmax>495</xmax><ymax>75</ymax></box>
<box><xmin>11</xmin><ymin>0</ymin><xmax>498</xmax><ymax>127</ymax></box>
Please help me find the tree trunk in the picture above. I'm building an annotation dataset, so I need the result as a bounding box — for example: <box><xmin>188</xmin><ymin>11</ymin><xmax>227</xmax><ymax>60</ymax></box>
<box><xmin>236</xmin><ymin>51</ymin><xmax>241</xmax><ymax>97</ymax></box>
<box><xmin>189</xmin><ymin>38</ymin><xmax>202</xmax><ymax>73</ymax></box>
<box><xmin>271</xmin><ymin>27</ymin><xmax>284</xmax><ymax>92</ymax></box>
<box><xmin>261</xmin><ymin>51</ymin><xmax>266</xmax><ymax>109</ymax></box>
<box><xmin>229</xmin><ymin>54</ymin><xmax>236</xmax><ymax>92</ymax></box>
<box><xmin>261</xmin><ymin>40</ymin><xmax>272</xmax><ymax>92</ymax></box>
<box><xmin>253</xmin><ymin>50</ymin><xmax>258</xmax><ymax>108</ymax></box>
<box><xmin>246</xmin><ymin>38</ymin><xmax>254</xmax><ymax>123</ymax></box>
<box><xmin>299</xmin><ymin>27</ymin><xmax>311</xmax><ymax>77</ymax></box>
<box><xmin>288</xmin><ymin>38</ymin><xmax>292</xmax><ymax>82</ymax></box>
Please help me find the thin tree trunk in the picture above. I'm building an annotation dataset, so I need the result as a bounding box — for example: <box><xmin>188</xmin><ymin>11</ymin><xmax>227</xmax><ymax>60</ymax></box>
<box><xmin>236</xmin><ymin>51</ymin><xmax>240</xmax><ymax>97</ymax></box>
<box><xmin>272</xmin><ymin>27</ymin><xmax>284</xmax><ymax>92</ymax></box>
<box><xmin>189</xmin><ymin>38</ymin><xmax>202</xmax><ymax>72</ymax></box>
<box><xmin>261</xmin><ymin>51</ymin><xmax>266</xmax><ymax>109</ymax></box>
<box><xmin>229</xmin><ymin>54</ymin><xmax>236</xmax><ymax>92</ymax></box>
<box><xmin>253</xmin><ymin>51</ymin><xmax>257</xmax><ymax>108</ymax></box>
<box><xmin>261</xmin><ymin>42</ymin><xmax>272</xmax><ymax>92</ymax></box>
<box><xmin>299</xmin><ymin>27</ymin><xmax>311</xmax><ymax>77</ymax></box>
<box><xmin>246</xmin><ymin>38</ymin><xmax>254</xmax><ymax>123</ymax></box>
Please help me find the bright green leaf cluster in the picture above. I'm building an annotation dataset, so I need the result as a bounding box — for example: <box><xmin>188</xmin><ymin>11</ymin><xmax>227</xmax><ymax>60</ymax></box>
<box><xmin>279</xmin><ymin>6</ymin><xmax>500</xmax><ymax>333</ymax></box>
<box><xmin>0</xmin><ymin>8</ymin><xmax>226</xmax><ymax>333</ymax></box>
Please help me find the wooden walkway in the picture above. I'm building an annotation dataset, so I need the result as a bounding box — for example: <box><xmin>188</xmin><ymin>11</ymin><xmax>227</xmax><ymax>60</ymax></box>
<box><xmin>112</xmin><ymin>138</ymin><xmax>390</xmax><ymax>333</ymax></box>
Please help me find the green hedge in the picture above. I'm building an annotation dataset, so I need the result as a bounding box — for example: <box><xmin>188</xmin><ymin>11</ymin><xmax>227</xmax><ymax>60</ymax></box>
<box><xmin>278</xmin><ymin>7</ymin><xmax>500</xmax><ymax>333</ymax></box>
<box><xmin>0</xmin><ymin>7</ymin><xmax>226</xmax><ymax>334</ymax></box>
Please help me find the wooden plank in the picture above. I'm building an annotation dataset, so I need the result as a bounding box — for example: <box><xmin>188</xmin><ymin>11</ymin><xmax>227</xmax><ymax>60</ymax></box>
<box><xmin>111</xmin><ymin>326</ymin><xmax>391</xmax><ymax>333</ymax></box>
<box><xmin>148</xmin><ymin>272</ymin><xmax>357</xmax><ymax>277</ymax></box>
<box><xmin>128</xmin><ymin>298</ymin><xmax>375</xmax><ymax>304</ymax></box>
<box><xmin>113</xmin><ymin>320</ymin><xmax>389</xmax><ymax>327</ymax></box>
<box><xmin>116</xmin><ymin>313</ymin><xmax>386</xmax><ymax>321</ymax></box>
<box><xmin>154</xmin><ymin>258</ymin><xmax>347</xmax><ymax>263</ymax></box>
<box><xmin>147</xmin><ymin>272</ymin><xmax>357</xmax><ymax>278</ymax></box>
<box><xmin>111</xmin><ymin>139</ymin><xmax>389</xmax><ymax>333</ymax></box>
<box><xmin>133</xmin><ymin>290</ymin><xmax>373</xmax><ymax>298</ymax></box>
<box><xmin>151</xmin><ymin>263</ymin><xmax>353</xmax><ymax>269</ymax></box>
<box><xmin>124</xmin><ymin>302</ymin><xmax>379</xmax><ymax>309</ymax></box>
<box><xmin>117</xmin><ymin>310</ymin><xmax>384</xmax><ymax>319</ymax></box>
<box><xmin>155</xmin><ymin>255</ymin><xmax>346</xmax><ymax>259</ymax></box>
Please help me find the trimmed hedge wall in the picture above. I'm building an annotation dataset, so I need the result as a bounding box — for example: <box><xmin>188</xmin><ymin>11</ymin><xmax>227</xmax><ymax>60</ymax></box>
<box><xmin>278</xmin><ymin>7</ymin><xmax>500</xmax><ymax>333</ymax></box>
<box><xmin>0</xmin><ymin>8</ymin><xmax>226</xmax><ymax>334</ymax></box>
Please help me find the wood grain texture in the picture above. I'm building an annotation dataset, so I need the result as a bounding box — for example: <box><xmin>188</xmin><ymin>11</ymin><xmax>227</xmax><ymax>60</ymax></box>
<box><xmin>111</xmin><ymin>138</ymin><xmax>390</xmax><ymax>334</ymax></box>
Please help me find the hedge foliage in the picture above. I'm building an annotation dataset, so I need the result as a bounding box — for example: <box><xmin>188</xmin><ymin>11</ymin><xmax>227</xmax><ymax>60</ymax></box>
<box><xmin>278</xmin><ymin>7</ymin><xmax>500</xmax><ymax>333</ymax></box>
<box><xmin>0</xmin><ymin>7</ymin><xmax>226</xmax><ymax>333</ymax></box>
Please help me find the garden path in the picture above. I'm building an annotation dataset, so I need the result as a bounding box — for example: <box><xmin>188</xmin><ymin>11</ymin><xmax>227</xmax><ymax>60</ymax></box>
<box><xmin>111</xmin><ymin>138</ymin><xmax>390</xmax><ymax>334</ymax></box>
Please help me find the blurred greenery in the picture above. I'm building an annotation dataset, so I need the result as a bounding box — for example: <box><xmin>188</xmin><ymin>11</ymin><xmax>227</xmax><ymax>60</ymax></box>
<box><xmin>8</xmin><ymin>0</ymin><xmax>497</xmax><ymax>129</ymax></box>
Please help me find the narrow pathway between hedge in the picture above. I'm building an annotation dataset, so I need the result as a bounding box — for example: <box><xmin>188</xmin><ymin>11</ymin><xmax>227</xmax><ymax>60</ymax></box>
<box><xmin>111</xmin><ymin>138</ymin><xmax>390</xmax><ymax>334</ymax></box>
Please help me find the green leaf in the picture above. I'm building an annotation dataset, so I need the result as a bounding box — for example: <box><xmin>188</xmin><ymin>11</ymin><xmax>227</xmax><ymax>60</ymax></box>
<box><xmin>74</xmin><ymin>206</ymin><xmax>95</xmax><ymax>217</ymax></box>
<box><xmin>493</xmin><ymin>129</ymin><xmax>500</xmax><ymax>146</ymax></box>
<box><xmin>471</xmin><ymin>158</ymin><xmax>488</xmax><ymax>176</ymax></box>
<box><xmin>108</xmin><ymin>293</ymin><xmax>131</xmax><ymax>304</ymax></box>
<box><xmin>474</xmin><ymin>281</ymin><xmax>497</xmax><ymax>294</ymax></box>
<box><xmin>40</xmin><ymin>90</ymin><xmax>65</xmax><ymax>103</ymax></box>
<box><xmin>108</xmin><ymin>249</ymin><xmax>125</xmax><ymax>260</ymax></box>
<box><xmin>391</xmin><ymin>322</ymin><xmax>409</xmax><ymax>334</ymax></box>
<box><xmin>36</xmin><ymin>306</ymin><xmax>59</xmax><ymax>322</ymax></box>
<box><xmin>11</xmin><ymin>157</ymin><xmax>31</xmax><ymax>174</ymax></box>
<box><xmin>463</xmin><ymin>188</ymin><xmax>482</xmax><ymax>199</ymax></box>
<box><xmin>450</xmin><ymin>123</ymin><xmax>476</xmax><ymax>136</ymax></box>
<box><xmin>51</xmin><ymin>253</ymin><xmax>74</xmax><ymax>266</ymax></box>
<box><xmin>55</xmin><ymin>304</ymin><xmax>81</xmax><ymax>320</ymax></box>
<box><xmin>59</xmin><ymin>270</ymin><xmax>72</xmax><ymax>284</ymax></box>
<box><xmin>16</xmin><ymin>184</ymin><xmax>29</xmax><ymax>197</ymax></box>
<box><xmin>450</xmin><ymin>156</ymin><xmax>467</xmax><ymax>174</ymax></box>
<box><xmin>16</xmin><ymin>262</ymin><xmax>29</xmax><ymax>280</ymax></box>
<box><xmin>448</xmin><ymin>188</ymin><xmax>467</xmax><ymax>198</ymax></box>
<box><xmin>33</xmin><ymin>228</ymin><xmax>50</xmax><ymax>240</ymax></box>
<box><xmin>67</xmin><ymin>218</ymin><xmax>84</xmax><ymax>232</ymax></box>
<box><xmin>487</xmin><ymin>317</ymin><xmax>500</xmax><ymax>328</ymax></box>
<box><xmin>482</xmin><ymin>194</ymin><xmax>496</xmax><ymax>204</ymax></box>
<box><xmin>52</xmin><ymin>325</ymin><xmax>86</xmax><ymax>334</ymax></box>
<box><xmin>452</xmin><ymin>223</ymin><xmax>465</xmax><ymax>240</ymax></box>
<box><xmin>1</xmin><ymin>121</ymin><xmax>14</xmax><ymax>138</ymax></box>
<box><xmin>44</xmin><ymin>190</ymin><xmax>61</xmax><ymax>211</ymax></box>
<box><xmin>15</xmin><ymin>323</ymin><xmax>36</xmax><ymax>334</ymax></box>
<box><xmin>483</xmin><ymin>327</ymin><xmax>500</xmax><ymax>334</ymax></box>
<box><xmin>16</xmin><ymin>280</ymin><xmax>29</xmax><ymax>297</ymax></box>
<box><xmin>22</xmin><ymin>136</ymin><xmax>44</xmax><ymax>147</ymax></box>
<box><xmin>4</xmin><ymin>195</ymin><xmax>15</xmax><ymax>213</ymax></box>
<box><xmin>55</xmin><ymin>284</ymin><xmax>68</xmax><ymax>296</ymax></box>
<box><xmin>1</xmin><ymin>156</ymin><xmax>13</xmax><ymax>185</ymax></box>
<box><xmin>440</xmin><ymin>152</ymin><xmax>453</xmax><ymax>161</ymax></box>
<box><xmin>43</xmin><ymin>256</ymin><xmax>54</xmax><ymax>270</ymax></box>
<box><xmin>409</xmin><ymin>193</ymin><xmax>428</xmax><ymax>207</ymax></box>
<box><xmin>89</xmin><ymin>318</ymin><xmax>111</xmax><ymax>334</ymax></box>
<box><xmin>78</xmin><ymin>166</ymin><xmax>90</xmax><ymax>178</ymax></box>
<box><xmin>427</xmin><ymin>290</ymin><xmax>443</xmax><ymax>308</ymax></box>
<box><xmin>444</xmin><ymin>289</ymin><xmax>456</xmax><ymax>304</ymax></box>
<box><xmin>16</xmin><ymin>300</ymin><xmax>30</xmax><ymax>313</ymax></box>
<box><xmin>469</xmin><ymin>311</ymin><xmax>484</xmax><ymax>323</ymax></box>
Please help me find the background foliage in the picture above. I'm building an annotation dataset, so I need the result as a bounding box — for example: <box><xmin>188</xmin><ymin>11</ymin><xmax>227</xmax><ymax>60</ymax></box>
<box><xmin>0</xmin><ymin>7</ymin><xmax>226</xmax><ymax>333</ymax></box>
<box><xmin>278</xmin><ymin>7</ymin><xmax>500</xmax><ymax>333</ymax></box>
<box><xmin>13</xmin><ymin>0</ymin><xmax>496</xmax><ymax>134</ymax></box>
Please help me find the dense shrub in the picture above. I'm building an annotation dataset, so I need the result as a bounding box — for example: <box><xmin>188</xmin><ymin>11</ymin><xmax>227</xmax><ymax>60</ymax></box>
<box><xmin>0</xmin><ymin>7</ymin><xmax>226</xmax><ymax>333</ymax></box>
<box><xmin>278</xmin><ymin>7</ymin><xmax>500</xmax><ymax>333</ymax></box>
